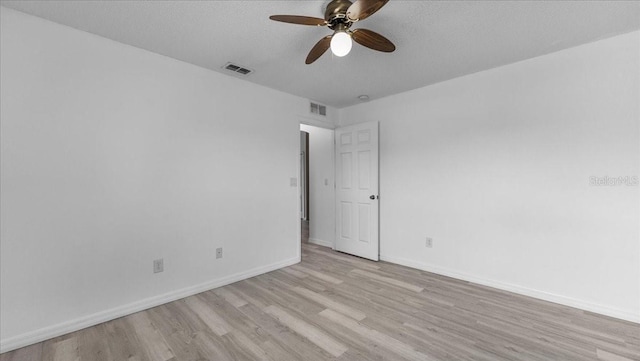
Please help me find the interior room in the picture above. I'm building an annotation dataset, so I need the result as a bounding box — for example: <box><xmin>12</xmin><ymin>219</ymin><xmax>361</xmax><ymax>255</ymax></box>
<box><xmin>1</xmin><ymin>1</ymin><xmax>638</xmax><ymax>360</ymax></box>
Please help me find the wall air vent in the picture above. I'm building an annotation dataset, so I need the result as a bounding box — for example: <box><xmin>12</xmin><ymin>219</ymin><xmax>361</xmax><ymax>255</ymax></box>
<box><xmin>222</xmin><ymin>62</ymin><xmax>253</xmax><ymax>76</ymax></box>
<box><xmin>310</xmin><ymin>102</ymin><xmax>327</xmax><ymax>116</ymax></box>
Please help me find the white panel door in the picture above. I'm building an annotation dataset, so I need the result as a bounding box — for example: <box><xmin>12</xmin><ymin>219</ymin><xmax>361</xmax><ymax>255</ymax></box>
<box><xmin>335</xmin><ymin>121</ymin><xmax>379</xmax><ymax>261</ymax></box>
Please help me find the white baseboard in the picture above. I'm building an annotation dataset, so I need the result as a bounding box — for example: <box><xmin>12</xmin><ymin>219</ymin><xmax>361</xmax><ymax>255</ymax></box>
<box><xmin>380</xmin><ymin>254</ymin><xmax>639</xmax><ymax>324</ymax></box>
<box><xmin>0</xmin><ymin>256</ymin><xmax>300</xmax><ymax>354</ymax></box>
<box><xmin>308</xmin><ymin>237</ymin><xmax>334</xmax><ymax>248</ymax></box>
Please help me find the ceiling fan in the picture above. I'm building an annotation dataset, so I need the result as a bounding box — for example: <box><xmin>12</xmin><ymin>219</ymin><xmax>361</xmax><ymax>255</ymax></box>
<box><xmin>269</xmin><ymin>0</ymin><xmax>396</xmax><ymax>64</ymax></box>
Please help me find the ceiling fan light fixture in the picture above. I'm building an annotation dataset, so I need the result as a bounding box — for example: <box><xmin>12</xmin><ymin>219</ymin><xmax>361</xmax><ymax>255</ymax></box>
<box><xmin>330</xmin><ymin>31</ymin><xmax>352</xmax><ymax>57</ymax></box>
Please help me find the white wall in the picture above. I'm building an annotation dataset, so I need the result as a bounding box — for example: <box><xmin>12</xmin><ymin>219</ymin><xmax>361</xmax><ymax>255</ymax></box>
<box><xmin>300</xmin><ymin>124</ymin><xmax>335</xmax><ymax>248</ymax></box>
<box><xmin>340</xmin><ymin>31</ymin><xmax>640</xmax><ymax>322</ymax></box>
<box><xmin>0</xmin><ymin>7</ymin><xmax>305</xmax><ymax>351</ymax></box>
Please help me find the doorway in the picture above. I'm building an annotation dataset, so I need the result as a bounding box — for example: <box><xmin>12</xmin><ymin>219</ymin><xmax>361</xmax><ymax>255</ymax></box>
<box><xmin>298</xmin><ymin>122</ymin><xmax>379</xmax><ymax>260</ymax></box>
<box><xmin>300</xmin><ymin>130</ymin><xmax>310</xmax><ymax>243</ymax></box>
<box><xmin>299</xmin><ymin>124</ymin><xmax>336</xmax><ymax>249</ymax></box>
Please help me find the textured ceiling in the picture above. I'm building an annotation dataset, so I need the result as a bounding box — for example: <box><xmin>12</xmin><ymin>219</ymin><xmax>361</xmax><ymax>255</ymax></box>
<box><xmin>2</xmin><ymin>1</ymin><xmax>639</xmax><ymax>108</ymax></box>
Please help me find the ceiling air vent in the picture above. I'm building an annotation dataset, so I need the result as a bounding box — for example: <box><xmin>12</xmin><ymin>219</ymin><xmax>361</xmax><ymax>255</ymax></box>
<box><xmin>223</xmin><ymin>62</ymin><xmax>253</xmax><ymax>76</ymax></box>
<box><xmin>310</xmin><ymin>102</ymin><xmax>327</xmax><ymax>116</ymax></box>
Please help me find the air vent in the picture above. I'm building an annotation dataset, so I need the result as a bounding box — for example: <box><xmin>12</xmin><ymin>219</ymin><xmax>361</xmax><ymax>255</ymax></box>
<box><xmin>310</xmin><ymin>102</ymin><xmax>327</xmax><ymax>116</ymax></box>
<box><xmin>223</xmin><ymin>62</ymin><xmax>253</xmax><ymax>76</ymax></box>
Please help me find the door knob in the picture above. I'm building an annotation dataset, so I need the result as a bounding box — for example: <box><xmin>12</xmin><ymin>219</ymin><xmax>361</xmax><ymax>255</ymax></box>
<box><xmin>370</xmin><ymin>195</ymin><xmax>376</xmax><ymax>200</ymax></box>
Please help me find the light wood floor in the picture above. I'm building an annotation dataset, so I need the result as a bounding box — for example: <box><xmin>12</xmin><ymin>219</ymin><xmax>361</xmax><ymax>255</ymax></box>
<box><xmin>2</xmin><ymin>226</ymin><xmax>639</xmax><ymax>360</ymax></box>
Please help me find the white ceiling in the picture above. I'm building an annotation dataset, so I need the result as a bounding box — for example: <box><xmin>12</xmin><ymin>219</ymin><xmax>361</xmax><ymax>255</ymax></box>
<box><xmin>2</xmin><ymin>1</ymin><xmax>639</xmax><ymax>108</ymax></box>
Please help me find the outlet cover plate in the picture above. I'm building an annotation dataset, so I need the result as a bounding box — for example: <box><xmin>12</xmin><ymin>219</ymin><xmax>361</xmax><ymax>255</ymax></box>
<box><xmin>153</xmin><ymin>259</ymin><xmax>164</xmax><ymax>273</ymax></box>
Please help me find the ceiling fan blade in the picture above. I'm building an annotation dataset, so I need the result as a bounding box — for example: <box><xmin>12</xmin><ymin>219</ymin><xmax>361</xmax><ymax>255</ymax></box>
<box><xmin>306</xmin><ymin>35</ymin><xmax>332</xmax><ymax>64</ymax></box>
<box><xmin>346</xmin><ymin>0</ymin><xmax>389</xmax><ymax>21</ymax></box>
<box><xmin>269</xmin><ymin>15</ymin><xmax>327</xmax><ymax>26</ymax></box>
<box><xmin>351</xmin><ymin>28</ymin><xmax>395</xmax><ymax>52</ymax></box>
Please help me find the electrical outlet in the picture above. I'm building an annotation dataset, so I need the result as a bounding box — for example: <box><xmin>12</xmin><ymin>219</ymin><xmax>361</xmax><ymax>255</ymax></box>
<box><xmin>216</xmin><ymin>247</ymin><xmax>223</xmax><ymax>259</ymax></box>
<box><xmin>425</xmin><ymin>237</ymin><xmax>433</xmax><ymax>248</ymax></box>
<box><xmin>153</xmin><ymin>259</ymin><xmax>164</xmax><ymax>273</ymax></box>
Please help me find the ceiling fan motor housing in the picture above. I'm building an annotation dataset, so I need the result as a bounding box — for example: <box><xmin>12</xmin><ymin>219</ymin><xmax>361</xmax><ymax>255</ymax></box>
<box><xmin>325</xmin><ymin>0</ymin><xmax>354</xmax><ymax>30</ymax></box>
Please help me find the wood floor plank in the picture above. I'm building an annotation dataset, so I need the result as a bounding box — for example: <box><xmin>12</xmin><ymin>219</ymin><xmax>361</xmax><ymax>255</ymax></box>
<box><xmin>190</xmin><ymin>331</ymin><xmax>234</xmax><ymax>361</ymax></box>
<box><xmin>264</xmin><ymin>305</ymin><xmax>348</xmax><ymax>357</ymax></box>
<box><xmin>126</xmin><ymin>312</ymin><xmax>175</xmax><ymax>361</ymax></box>
<box><xmin>145</xmin><ymin>303</ymin><xmax>207</xmax><ymax>361</ymax></box>
<box><xmin>213</xmin><ymin>287</ymin><xmax>248</xmax><ymax>308</ymax></box>
<box><xmin>183</xmin><ymin>294</ymin><xmax>230</xmax><ymax>336</ymax></box>
<box><xmin>52</xmin><ymin>337</ymin><xmax>79</xmax><ymax>361</ymax></box>
<box><xmin>402</xmin><ymin>322</ymin><xmax>493</xmax><ymax>361</ymax></box>
<box><xmin>277</xmin><ymin>269</ymin><xmax>328</xmax><ymax>292</ymax></box>
<box><xmin>293</xmin><ymin>265</ymin><xmax>344</xmax><ymax>284</ymax></box>
<box><xmin>245</xmin><ymin>276</ymin><xmax>326</xmax><ymax>317</ymax></box>
<box><xmin>293</xmin><ymin>286</ymin><xmax>367</xmax><ymax>321</ymax></box>
<box><xmin>216</xmin><ymin>332</ymin><xmax>267</xmax><ymax>361</ymax></box>
<box><xmin>359</xmin><ymin>314</ymin><xmax>480</xmax><ymax>361</ymax></box>
<box><xmin>77</xmin><ymin>325</ymin><xmax>111</xmax><ymax>361</ymax></box>
<box><xmin>103</xmin><ymin>317</ymin><xmax>150</xmax><ymax>361</ymax></box>
<box><xmin>223</xmin><ymin>331</ymin><xmax>271</xmax><ymax>361</ymax></box>
<box><xmin>596</xmin><ymin>348</ymin><xmax>635</xmax><ymax>361</ymax></box>
<box><xmin>259</xmin><ymin>340</ymin><xmax>299</xmax><ymax>361</ymax></box>
<box><xmin>350</xmin><ymin>269</ymin><xmax>424</xmax><ymax>293</ymax></box>
<box><xmin>226</xmin><ymin>282</ymin><xmax>271</xmax><ymax>310</ymax></box>
<box><xmin>309</xmin><ymin>311</ymin><xmax>417</xmax><ymax>361</ymax></box>
<box><xmin>237</xmin><ymin>303</ymin><xmax>330</xmax><ymax>361</ymax></box>
<box><xmin>278</xmin><ymin>267</ymin><xmax>309</xmax><ymax>279</ymax></box>
<box><xmin>40</xmin><ymin>338</ymin><xmax>58</xmax><ymax>361</ymax></box>
<box><xmin>197</xmin><ymin>291</ymin><xmax>272</xmax><ymax>347</ymax></box>
<box><xmin>319</xmin><ymin>308</ymin><xmax>432</xmax><ymax>361</ymax></box>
